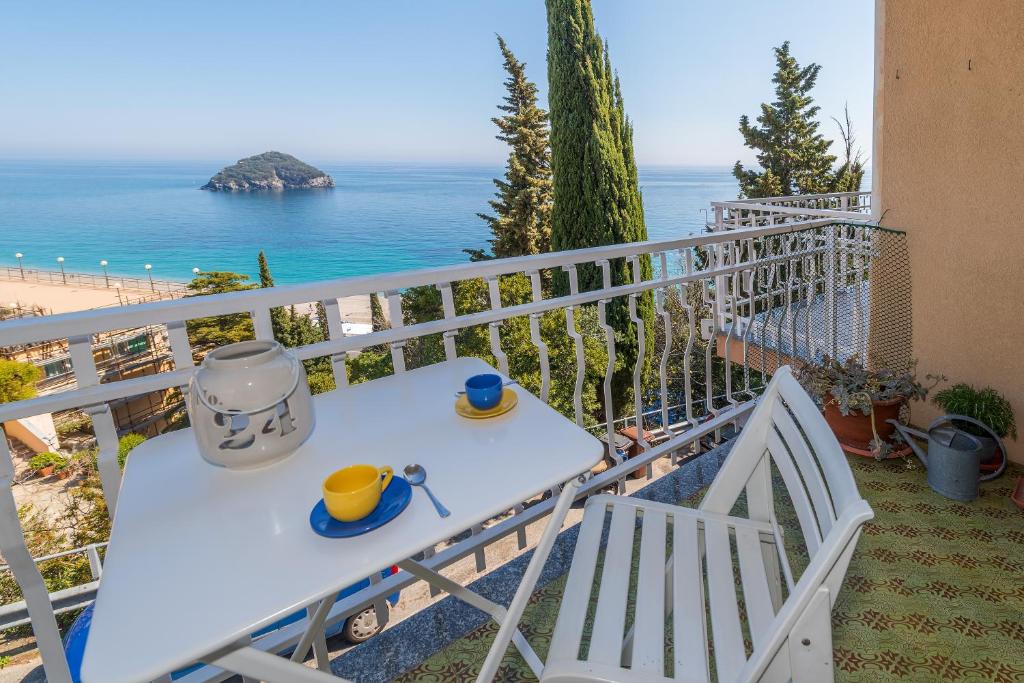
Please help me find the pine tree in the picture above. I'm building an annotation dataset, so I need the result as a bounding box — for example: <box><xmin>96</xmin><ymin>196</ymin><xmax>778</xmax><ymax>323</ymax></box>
<box><xmin>733</xmin><ymin>42</ymin><xmax>837</xmax><ymax>198</ymax></box>
<box><xmin>257</xmin><ymin>250</ymin><xmax>293</xmax><ymax>345</ymax></box>
<box><xmin>471</xmin><ymin>35</ymin><xmax>553</xmax><ymax>262</ymax></box>
<box><xmin>546</xmin><ymin>0</ymin><xmax>653</xmax><ymax>409</ymax></box>
<box><xmin>185</xmin><ymin>271</ymin><xmax>257</xmax><ymax>352</ymax></box>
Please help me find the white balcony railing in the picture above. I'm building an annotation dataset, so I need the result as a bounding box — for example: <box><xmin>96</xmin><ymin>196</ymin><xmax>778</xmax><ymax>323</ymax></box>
<box><xmin>711</xmin><ymin>190</ymin><xmax>873</xmax><ymax>231</ymax></box>
<box><xmin>0</xmin><ymin>216</ymin><xmax>893</xmax><ymax>683</ymax></box>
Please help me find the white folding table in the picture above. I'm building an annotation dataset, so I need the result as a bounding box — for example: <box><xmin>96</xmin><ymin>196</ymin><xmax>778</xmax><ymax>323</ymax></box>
<box><xmin>81</xmin><ymin>357</ymin><xmax>603</xmax><ymax>683</ymax></box>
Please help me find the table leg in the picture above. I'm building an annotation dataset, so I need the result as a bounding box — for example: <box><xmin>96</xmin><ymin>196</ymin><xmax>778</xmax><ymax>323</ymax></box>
<box><xmin>306</xmin><ymin>604</ymin><xmax>332</xmax><ymax>671</ymax></box>
<box><xmin>205</xmin><ymin>642</ymin><xmax>349</xmax><ymax>683</ymax></box>
<box><xmin>475</xmin><ymin>474</ymin><xmax>583</xmax><ymax>683</ymax></box>
<box><xmin>398</xmin><ymin>558</ymin><xmax>544</xmax><ymax>677</ymax></box>
<box><xmin>290</xmin><ymin>590</ymin><xmax>340</xmax><ymax>670</ymax></box>
<box><xmin>399</xmin><ymin>475</ymin><xmax>583</xmax><ymax>683</ymax></box>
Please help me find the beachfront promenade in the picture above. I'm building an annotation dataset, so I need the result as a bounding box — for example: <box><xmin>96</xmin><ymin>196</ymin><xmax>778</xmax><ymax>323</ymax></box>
<box><xmin>0</xmin><ymin>269</ymin><xmax>372</xmax><ymax>324</ymax></box>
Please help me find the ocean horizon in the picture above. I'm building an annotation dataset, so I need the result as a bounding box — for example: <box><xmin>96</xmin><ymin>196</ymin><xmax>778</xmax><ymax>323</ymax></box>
<box><xmin>0</xmin><ymin>159</ymin><xmax>739</xmax><ymax>285</ymax></box>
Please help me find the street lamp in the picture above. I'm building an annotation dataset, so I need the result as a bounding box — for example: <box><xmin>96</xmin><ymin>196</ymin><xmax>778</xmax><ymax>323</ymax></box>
<box><xmin>14</xmin><ymin>253</ymin><xmax>23</xmax><ymax>279</ymax></box>
<box><xmin>57</xmin><ymin>256</ymin><xmax>66</xmax><ymax>284</ymax></box>
<box><xmin>192</xmin><ymin>267</ymin><xmax>200</xmax><ymax>276</ymax></box>
<box><xmin>100</xmin><ymin>260</ymin><xmax>109</xmax><ymax>288</ymax></box>
<box><xmin>145</xmin><ymin>263</ymin><xmax>154</xmax><ymax>292</ymax></box>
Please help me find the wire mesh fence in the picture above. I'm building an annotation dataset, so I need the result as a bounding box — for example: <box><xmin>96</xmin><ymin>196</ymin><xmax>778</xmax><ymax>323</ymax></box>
<box><xmin>716</xmin><ymin>222</ymin><xmax>913</xmax><ymax>380</ymax></box>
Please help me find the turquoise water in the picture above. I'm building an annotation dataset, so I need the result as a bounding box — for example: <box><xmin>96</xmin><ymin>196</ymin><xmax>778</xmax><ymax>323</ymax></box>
<box><xmin>0</xmin><ymin>160</ymin><xmax>737</xmax><ymax>285</ymax></box>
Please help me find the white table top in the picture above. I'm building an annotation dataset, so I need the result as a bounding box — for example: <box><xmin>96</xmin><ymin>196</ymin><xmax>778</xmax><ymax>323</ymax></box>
<box><xmin>82</xmin><ymin>357</ymin><xmax>602</xmax><ymax>683</ymax></box>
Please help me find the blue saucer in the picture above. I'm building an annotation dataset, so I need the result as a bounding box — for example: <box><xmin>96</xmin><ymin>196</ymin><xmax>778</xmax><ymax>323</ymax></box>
<box><xmin>309</xmin><ymin>476</ymin><xmax>413</xmax><ymax>538</ymax></box>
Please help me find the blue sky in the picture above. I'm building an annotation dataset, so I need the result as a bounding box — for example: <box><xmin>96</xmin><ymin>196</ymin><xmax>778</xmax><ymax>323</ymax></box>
<box><xmin>0</xmin><ymin>1</ymin><xmax>874</xmax><ymax>166</ymax></box>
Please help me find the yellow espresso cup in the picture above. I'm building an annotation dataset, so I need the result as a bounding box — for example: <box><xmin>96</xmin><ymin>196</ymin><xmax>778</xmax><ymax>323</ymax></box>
<box><xmin>323</xmin><ymin>464</ymin><xmax>394</xmax><ymax>522</ymax></box>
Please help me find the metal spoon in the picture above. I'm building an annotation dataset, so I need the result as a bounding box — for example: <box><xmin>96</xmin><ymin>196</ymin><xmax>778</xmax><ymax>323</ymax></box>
<box><xmin>403</xmin><ymin>464</ymin><xmax>450</xmax><ymax>518</ymax></box>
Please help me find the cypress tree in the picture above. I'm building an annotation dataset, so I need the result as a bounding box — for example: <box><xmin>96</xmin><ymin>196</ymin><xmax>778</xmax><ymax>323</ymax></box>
<box><xmin>546</xmin><ymin>0</ymin><xmax>653</xmax><ymax>408</ymax></box>
<box><xmin>471</xmin><ymin>35</ymin><xmax>552</xmax><ymax>262</ymax></box>
<box><xmin>370</xmin><ymin>292</ymin><xmax>388</xmax><ymax>332</ymax></box>
<box><xmin>733</xmin><ymin>42</ymin><xmax>837</xmax><ymax>198</ymax></box>
<box><xmin>257</xmin><ymin>250</ymin><xmax>293</xmax><ymax>345</ymax></box>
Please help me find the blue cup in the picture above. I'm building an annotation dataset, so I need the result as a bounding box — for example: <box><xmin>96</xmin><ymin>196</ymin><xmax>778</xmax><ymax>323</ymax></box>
<box><xmin>465</xmin><ymin>373</ymin><xmax>504</xmax><ymax>410</ymax></box>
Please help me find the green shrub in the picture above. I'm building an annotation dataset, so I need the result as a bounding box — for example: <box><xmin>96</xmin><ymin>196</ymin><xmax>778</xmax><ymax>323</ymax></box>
<box><xmin>933</xmin><ymin>384</ymin><xmax>1017</xmax><ymax>440</ymax></box>
<box><xmin>306</xmin><ymin>370</ymin><xmax>336</xmax><ymax>396</ymax></box>
<box><xmin>56</xmin><ymin>415</ymin><xmax>93</xmax><ymax>438</ymax></box>
<box><xmin>117</xmin><ymin>433</ymin><xmax>146</xmax><ymax>469</ymax></box>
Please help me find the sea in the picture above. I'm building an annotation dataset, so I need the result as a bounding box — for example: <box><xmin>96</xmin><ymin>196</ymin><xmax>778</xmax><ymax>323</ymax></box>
<box><xmin>0</xmin><ymin>160</ymin><xmax>738</xmax><ymax>285</ymax></box>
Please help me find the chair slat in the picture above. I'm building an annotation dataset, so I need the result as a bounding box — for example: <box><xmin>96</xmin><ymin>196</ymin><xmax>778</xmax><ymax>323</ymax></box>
<box><xmin>550</xmin><ymin>503</ymin><xmax>609</xmax><ymax>659</ymax></box>
<box><xmin>766</xmin><ymin>429</ymin><xmax>823</xmax><ymax>556</ymax></box>
<box><xmin>775</xmin><ymin>373</ymin><xmax>859</xmax><ymax>513</ymax></box>
<box><xmin>631</xmin><ymin>510</ymin><xmax>667</xmax><ymax>675</ymax></box>
<box><xmin>703</xmin><ymin>519</ymin><xmax>745</xmax><ymax>681</ymax></box>
<box><xmin>771</xmin><ymin>402</ymin><xmax>836</xmax><ymax>534</ymax></box>
<box><xmin>672</xmin><ymin>515</ymin><xmax>709</xmax><ymax>683</ymax></box>
<box><xmin>735</xmin><ymin>526</ymin><xmax>776</xmax><ymax>648</ymax></box>
<box><xmin>589</xmin><ymin>504</ymin><xmax>637</xmax><ymax>666</ymax></box>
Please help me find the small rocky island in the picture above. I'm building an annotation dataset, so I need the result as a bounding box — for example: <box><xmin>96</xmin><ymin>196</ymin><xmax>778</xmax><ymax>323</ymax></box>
<box><xmin>202</xmin><ymin>151</ymin><xmax>334</xmax><ymax>191</ymax></box>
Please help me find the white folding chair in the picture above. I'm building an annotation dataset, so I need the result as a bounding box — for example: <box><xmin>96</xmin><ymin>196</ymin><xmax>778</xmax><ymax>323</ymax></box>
<box><xmin>541</xmin><ymin>366</ymin><xmax>873</xmax><ymax>683</ymax></box>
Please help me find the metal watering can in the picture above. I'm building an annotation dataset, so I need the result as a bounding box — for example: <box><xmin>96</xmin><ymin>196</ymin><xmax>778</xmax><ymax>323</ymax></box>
<box><xmin>888</xmin><ymin>415</ymin><xmax>1006</xmax><ymax>502</ymax></box>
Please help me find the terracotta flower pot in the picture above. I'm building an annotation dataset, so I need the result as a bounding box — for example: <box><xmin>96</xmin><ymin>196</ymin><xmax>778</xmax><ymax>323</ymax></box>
<box><xmin>37</xmin><ymin>465</ymin><xmax>54</xmax><ymax>477</ymax></box>
<box><xmin>618</xmin><ymin>426</ymin><xmax>655</xmax><ymax>479</ymax></box>
<box><xmin>56</xmin><ymin>468</ymin><xmax>71</xmax><ymax>480</ymax></box>
<box><xmin>823</xmin><ymin>398</ymin><xmax>904</xmax><ymax>455</ymax></box>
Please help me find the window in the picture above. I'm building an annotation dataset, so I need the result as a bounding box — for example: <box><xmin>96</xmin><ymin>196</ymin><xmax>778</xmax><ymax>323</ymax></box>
<box><xmin>41</xmin><ymin>358</ymin><xmax>72</xmax><ymax>378</ymax></box>
<box><xmin>116</xmin><ymin>334</ymin><xmax>149</xmax><ymax>357</ymax></box>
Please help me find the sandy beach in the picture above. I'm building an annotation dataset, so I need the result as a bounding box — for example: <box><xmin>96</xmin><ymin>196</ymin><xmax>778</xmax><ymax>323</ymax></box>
<box><xmin>0</xmin><ymin>280</ymin><xmax>162</xmax><ymax>315</ymax></box>
<box><xmin>0</xmin><ymin>277</ymin><xmax>372</xmax><ymax>324</ymax></box>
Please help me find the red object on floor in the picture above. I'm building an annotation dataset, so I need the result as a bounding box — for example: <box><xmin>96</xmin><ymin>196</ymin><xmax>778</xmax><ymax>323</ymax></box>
<box><xmin>980</xmin><ymin>446</ymin><xmax>1006</xmax><ymax>474</ymax></box>
<box><xmin>838</xmin><ymin>442</ymin><xmax>914</xmax><ymax>460</ymax></box>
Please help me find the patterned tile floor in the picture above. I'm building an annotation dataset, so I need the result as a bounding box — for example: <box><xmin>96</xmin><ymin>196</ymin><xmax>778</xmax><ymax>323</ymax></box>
<box><xmin>395</xmin><ymin>458</ymin><xmax>1024</xmax><ymax>682</ymax></box>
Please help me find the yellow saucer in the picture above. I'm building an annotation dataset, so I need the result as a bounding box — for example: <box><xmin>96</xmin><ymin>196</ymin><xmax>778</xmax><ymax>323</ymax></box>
<box><xmin>455</xmin><ymin>388</ymin><xmax>518</xmax><ymax>419</ymax></box>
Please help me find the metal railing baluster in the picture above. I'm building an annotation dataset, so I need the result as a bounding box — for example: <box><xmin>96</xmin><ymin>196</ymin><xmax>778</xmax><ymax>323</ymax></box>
<box><xmin>655</xmin><ymin>253</ymin><xmax>671</xmax><ymax>446</ymax></box>
<box><xmin>596</xmin><ymin>260</ymin><xmax>624</xmax><ymax>493</ymax></box>
<box><xmin>627</xmin><ymin>256</ymin><xmax>651</xmax><ymax>477</ymax></box>
<box><xmin>439</xmin><ymin>282</ymin><xmax>457</xmax><ymax>362</ymax></box>
<box><xmin>563</xmin><ymin>265</ymin><xmax>586</xmax><ymax>428</ymax></box>
<box><xmin>485</xmin><ymin>276</ymin><xmax>509</xmax><ymax>377</ymax></box>
<box><xmin>0</xmin><ymin>433</ymin><xmax>73</xmax><ymax>683</ymax></box>
<box><xmin>385</xmin><ymin>289</ymin><xmax>406</xmax><ymax>373</ymax></box>
<box><xmin>68</xmin><ymin>334</ymin><xmax>121</xmax><ymax>516</ymax></box>
<box><xmin>527</xmin><ymin>271</ymin><xmax>550</xmax><ymax>403</ymax></box>
<box><xmin>320</xmin><ymin>298</ymin><xmax>350</xmax><ymax>388</ymax></box>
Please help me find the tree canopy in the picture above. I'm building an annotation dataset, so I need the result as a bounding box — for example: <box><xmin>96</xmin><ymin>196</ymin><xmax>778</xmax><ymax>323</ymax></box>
<box><xmin>733</xmin><ymin>42</ymin><xmax>839</xmax><ymax>198</ymax></box>
<box><xmin>0</xmin><ymin>360</ymin><xmax>41</xmax><ymax>404</ymax></box>
<box><xmin>185</xmin><ymin>271</ymin><xmax>257</xmax><ymax>352</ymax></box>
<box><xmin>471</xmin><ymin>35</ymin><xmax>552</xmax><ymax>261</ymax></box>
<box><xmin>546</xmin><ymin>0</ymin><xmax>653</xmax><ymax>410</ymax></box>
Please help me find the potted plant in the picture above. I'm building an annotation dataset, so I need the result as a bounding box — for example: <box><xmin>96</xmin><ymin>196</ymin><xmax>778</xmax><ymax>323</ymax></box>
<box><xmin>933</xmin><ymin>383</ymin><xmax>1017</xmax><ymax>465</ymax></box>
<box><xmin>29</xmin><ymin>452</ymin><xmax>67</xmax><ymax>478</ymax></box>
<box><xmin>54</xmin><ymin>456</ymin><xmax>72</xmax><ymax>480</ymax></box>
<box><xmin>796</xmin><ymin>356</ymin><xmax>935</xmax><ymax>458</ymax></box>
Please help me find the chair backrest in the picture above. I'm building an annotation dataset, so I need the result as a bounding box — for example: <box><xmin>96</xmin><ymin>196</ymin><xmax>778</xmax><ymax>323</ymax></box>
<box><xmin>700</xmin><ymin>366</ymin><xmax>873</xmax><ymax>679</ymax></box>
<box><xmin>700</xmin><ymin>365</ymin><xmax>863</xmax><ymax>561</ymax></box>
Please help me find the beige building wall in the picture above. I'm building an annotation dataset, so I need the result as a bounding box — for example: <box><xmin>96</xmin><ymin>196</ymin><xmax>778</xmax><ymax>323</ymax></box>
<box><xmin>876</xmin><ymin>0</ymin><xmax>1024</xmax><ymax>462</ymax></box>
